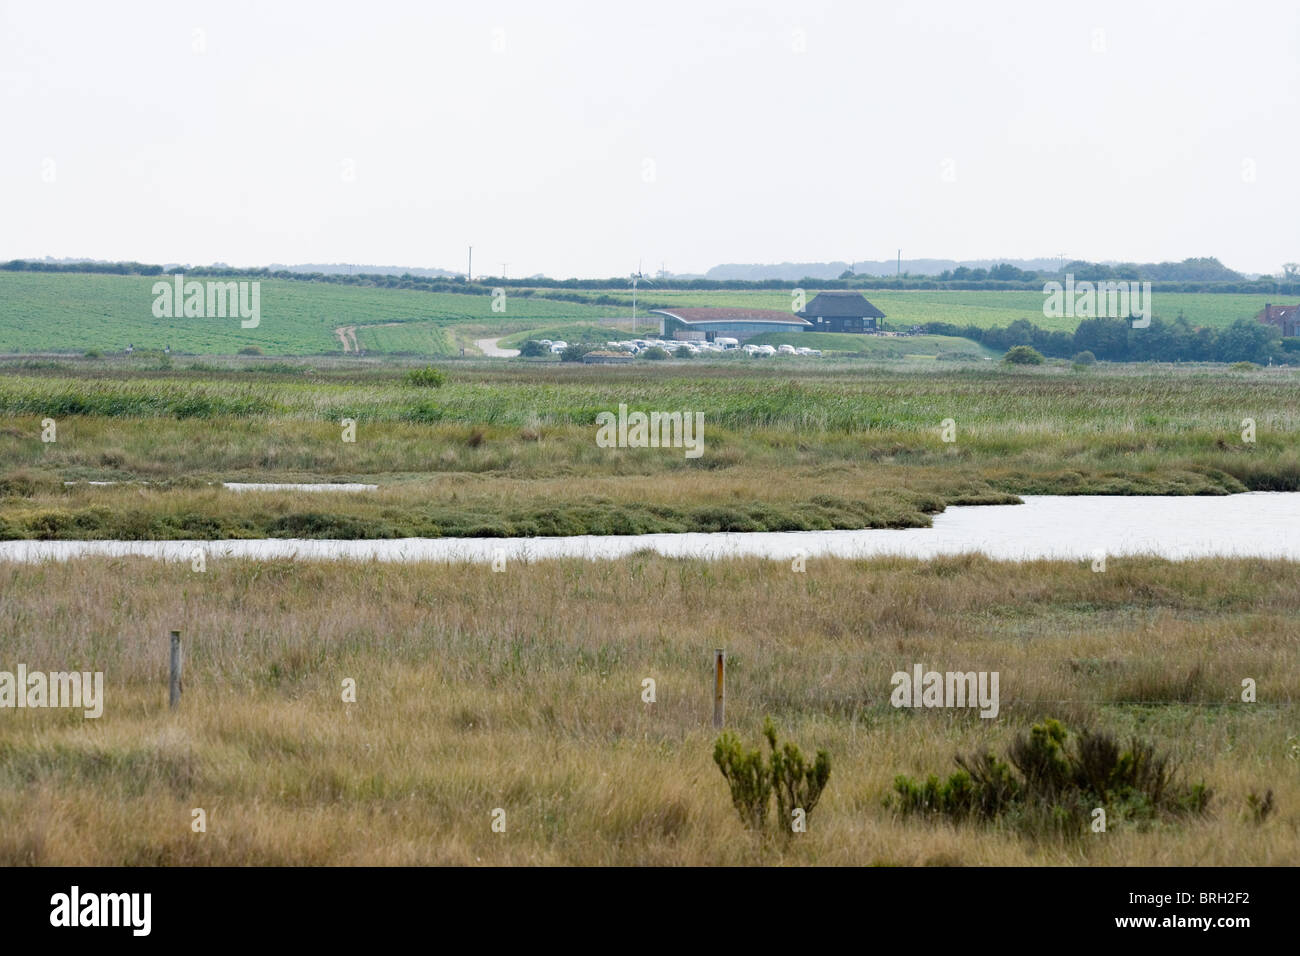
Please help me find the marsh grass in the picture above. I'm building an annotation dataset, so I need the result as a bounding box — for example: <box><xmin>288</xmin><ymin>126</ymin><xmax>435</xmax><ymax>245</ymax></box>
<box><xmin>0</xmin><ymin>363</ymin><xmax>1297</xmax><ymax>539</ymax></box>
<box><xmin>0</xmin><ymin>554</ymin><xmax>1294</xmax><ymax>864</ymax></box>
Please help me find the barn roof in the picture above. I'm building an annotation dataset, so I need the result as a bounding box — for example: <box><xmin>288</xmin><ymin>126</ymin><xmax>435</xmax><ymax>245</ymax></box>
<box><xmin>651</xmin><ymin>308</ymin><xmax>812</xmax><ymax>326</ymax></box>
<box><xmin>1258</xmin><ymin>304</ymin><xmax>1299</xmax><ymax>321</ymax></box>
<box><xmin>799</xmin><ymin>291</ymin><xmax>886</xmax><ymax>318</ymax></box>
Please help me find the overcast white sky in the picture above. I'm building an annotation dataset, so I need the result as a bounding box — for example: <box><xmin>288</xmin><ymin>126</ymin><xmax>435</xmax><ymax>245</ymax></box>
<box><xmin>2</xmin><ymin>0</ymin><xmax>1297</xmax><ymax>278</ymax></box>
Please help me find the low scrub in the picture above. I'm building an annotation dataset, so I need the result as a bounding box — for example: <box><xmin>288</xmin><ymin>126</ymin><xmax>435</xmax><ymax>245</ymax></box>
<box><xmin>404</xmin><ymin>366</ymin><xmax>448</xmax><ymax>388</ymax></box>
<box><xmin>891</xmin><ymin>718</ymin><xmax>1211</xmax><ymax>834</ymax></box>
<box><xmin>714</xmin><ymin>718</ymin><xmax>831</xmax><ymax>834</ymax></box>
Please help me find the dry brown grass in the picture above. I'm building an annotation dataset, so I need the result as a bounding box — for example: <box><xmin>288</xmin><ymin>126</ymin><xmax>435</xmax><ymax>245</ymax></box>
<box><xmin>0</xmin><ymin>554</ymin><xmax>1296</xmax><ymax>865</ymax></box>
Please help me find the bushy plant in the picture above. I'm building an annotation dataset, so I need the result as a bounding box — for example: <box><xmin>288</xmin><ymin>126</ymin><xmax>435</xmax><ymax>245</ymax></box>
<box><xmin>641</xmin><ymin>346</ymin><xmax>669</xmax><ymax>361</ymax></box>
<box><xmin>405</xmin><ymin>366</ymin><xmax>448</xmax><ymax>388</ymax></box>
<box><xmin>766</xmin><ymin>719</ymin><xmax>831</xmax><ymax>825</ymax></box>
<box><xmin>518</xmin><ymin>340</ymin><xmax>549</xmax><ymax>357</ymax></box>
<box><xmin>713</xmin><ymin>731</ymin><xmax>771</xmax><ymax>831</ymax></box>
<box><xmin>1003</xmin><ymin>345</ymin><xmax>1045</xmax><ymax>365</ymax></box>
<box><xmin>1071</xmin><ymin>350</ymin><xmax>1096</xmax><ymax>366</ymax></box>
<box><xmin>891</xmin><ymin>718</ymin><xmax>1211</xmax><ymax>833</ymax></box>
<box><xmin>714</xmin><ymin>718</ymin><xmax>830</xmax><ymax>833</ymax></box>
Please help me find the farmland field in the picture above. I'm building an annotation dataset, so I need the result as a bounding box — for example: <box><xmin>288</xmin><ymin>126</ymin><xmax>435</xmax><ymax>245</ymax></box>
<box><xmin>0</xmin><ymin>273</ymin><xmax>1279</xmax><ymax>358</ymax></box>
<box><xmin>601</xmin><ymin>288</ymin><xmax>1276</xmax><ymax>333</ymax></box>
<box><xmin>0</xmin><ymin>273</ymin><xmax>611</xmax><ymax>356</ymax></box>
<box><xmin>743</xmin><ymin>331</ymin><xmax>1000</xmax><ymax>359</ymax></box>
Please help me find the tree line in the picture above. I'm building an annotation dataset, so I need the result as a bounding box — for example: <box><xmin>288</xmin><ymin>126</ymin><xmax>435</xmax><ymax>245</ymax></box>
<box><xmin>925</xmin><ymin>316</ymin><xmax>1298</xmax><ymax>365</ymax></box>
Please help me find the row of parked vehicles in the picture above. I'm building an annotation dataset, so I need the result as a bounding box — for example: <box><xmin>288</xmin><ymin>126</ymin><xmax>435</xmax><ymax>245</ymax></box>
<box><xmin>741</xmin><ymin>343</ymin><xmax>823</xmax><ymax>357</ymax></box>
<box><xmin>532</xmin><ymin>337</ymin><xmax>823</xmax><ymax>358</ymax></box>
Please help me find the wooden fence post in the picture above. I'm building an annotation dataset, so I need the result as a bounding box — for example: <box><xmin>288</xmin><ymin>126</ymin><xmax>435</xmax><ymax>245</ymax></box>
<box><xmin>169</xmin><ymin>630</ymin><xmax>182</xmax><ymax>710</ymax></box>
<box><xmin>713</xmin><ymin>648</ymin><xmax>725</xmax><ymax>728</ymax></box>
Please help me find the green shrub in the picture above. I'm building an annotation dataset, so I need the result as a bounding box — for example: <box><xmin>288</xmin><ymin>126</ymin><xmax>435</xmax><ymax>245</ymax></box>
<box><xmin>713</xmin><ymin>731</ymin><xmax>771</xmax><ymax>831</ymax></box>
<box><xmin>405</xmin><ymin>366</ymin><xmax>448</xmax><ymax>388</ymax></box>
<box><xmin>83</xmin><ymin>349</ymin><xmax>101</xmax><ymax>359</ymax></box>
<box><xmin>237</xmin><ymin>345</ymin><xmax>263</xmax><ymax>356</ymax></box>
<box><xmin>891</xmin><ymin>718</ymin><xmax>1211</xmax><ymax>833</ymax></box>
<box><xmin>1230</xmin><ymin>361</ymin><xmax>1257</xmax><ymax>371</ymax></box>
<box><xmin>641</xmin><ymin>346</ymin><xmax>670</xmax><ymax>361</ymax></box>
<box><xmin>561</xmin><ymin>344</ymin><xmax>595</xmax><ymax>362</ymax></box>
<box><xmin>766</xmin><ymin>719</ymin><xmax>831</xmax><ymax>826</ymax></box>
<box><xmin>1003</xmin><ymin>345</ymin><xmax>1045</xmax><ymax>365</ymax></box>
<box><xmin>518</xmin><ymin>340</ymin><xmax>549</xmax><ymax>357</ymax></box>
<box><xmin>1071</xmin><ymin>350</ymin><xmax>1096</xmax><ymax>366</ymax></box>
<box><xmin>714</xmin><ymin>717</ymin><xmax>830</xmax><ymax>833</ymax></box>
<box><xmin>673</xmin><ymin>345</ymin><xmax>695</xmax><ymax>359</ymax></box>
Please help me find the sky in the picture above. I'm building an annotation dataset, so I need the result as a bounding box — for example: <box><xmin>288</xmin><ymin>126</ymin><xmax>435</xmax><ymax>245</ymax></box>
<box><xmin>2</xmin><ymin>0</ymin><xmax>1298</xmax><ymax>279</ymax></box>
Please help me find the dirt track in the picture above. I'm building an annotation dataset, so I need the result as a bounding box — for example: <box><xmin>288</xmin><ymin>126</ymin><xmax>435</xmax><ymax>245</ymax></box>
<box><xmin>474</xmin><ymin>337</ymin><xmax>520</xmax><ymax>358</ymax></box>
<box><xmin>333</xmin><ymin>326</ymin><xmax>360</xmax><ymax>352</ymax></box>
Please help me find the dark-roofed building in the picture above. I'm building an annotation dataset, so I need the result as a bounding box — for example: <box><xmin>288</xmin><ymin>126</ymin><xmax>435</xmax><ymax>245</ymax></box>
<box><xmin>651</xmin><ymin>307</ymin><xmax>811</xmax><ymax>342</ymax></box>
<box><xmin>1257</xmin><ymin>303</ymin><xmax>1300</xmax><ymax>337</ymax></box>
<box><xmin>798</xmin><ymin>291</ymin><xmax>886</xmax><ymax>333</ymax></box>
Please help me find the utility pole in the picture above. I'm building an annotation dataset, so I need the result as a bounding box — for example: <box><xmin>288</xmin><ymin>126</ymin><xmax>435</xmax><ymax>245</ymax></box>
<box><xmin>468</xmin><ymin>245</ymin><xmax>472</xmax><ymax>282</ymax></box>
<box><xmin>897</xmin><ymin>250</ymin><xmax>901</xmax><ymax>277</ymax></box>
<box><xmin>502</xmin><ymin>263</ymin><xmax>508</xmax><ymax>280</ymax></box>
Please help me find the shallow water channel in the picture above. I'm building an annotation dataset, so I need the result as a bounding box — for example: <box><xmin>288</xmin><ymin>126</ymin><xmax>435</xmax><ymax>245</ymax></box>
<box><xmin>2</xmin><ymin>493</ymin><xmax>1297</xmax><ymax>564</ymax></box>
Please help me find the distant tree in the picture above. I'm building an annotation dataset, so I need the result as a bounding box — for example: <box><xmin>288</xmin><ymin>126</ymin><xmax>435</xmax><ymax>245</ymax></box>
<box><xmin>1214</xmin><ymin>318</ymin><xmax>1277</xmax><ymax>364</ymax></box>
<box><xmin>641</xmin><ymin>346</ymin><xmax>669</xmax><ymax>360</ymax></box>
<box><xmin>1003</xmin><ymin>345</ymin><xmax>1045</xmax><ymax>365</ymax></box>
<box><xmin>518</xmin><ymin>340</ymin><xmax>549</xmax><ymax>357</ymax></box>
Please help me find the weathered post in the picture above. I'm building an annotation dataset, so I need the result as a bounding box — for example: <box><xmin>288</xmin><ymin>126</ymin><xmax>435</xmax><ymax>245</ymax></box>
<box><xmin>169</xmin><ymin>630</ymin><xmax>182</xmax><ymax>710</ymax></box>
<box><xmin>713</xmin><ymin>648</ymin><xmax>725</xmax><ymax>728</ymax></box>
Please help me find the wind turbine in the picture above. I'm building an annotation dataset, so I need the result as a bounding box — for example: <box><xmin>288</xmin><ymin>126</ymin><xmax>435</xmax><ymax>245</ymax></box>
<box><xmin>630</xmin><ymin>261</ymin><xmax>652</xmax><ymax>334</ymax></box>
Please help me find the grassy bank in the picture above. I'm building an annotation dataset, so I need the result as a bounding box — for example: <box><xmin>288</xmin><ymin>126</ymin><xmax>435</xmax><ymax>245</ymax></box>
<box><xmin>0</xmin><ymin>362</ymin><xmax>1297</xmax><ymax>539</ymax></box>
<box><xmin>0</xmin><ymin>554</ymin><xmax>1294</xmax><ymax>865</ymax></box>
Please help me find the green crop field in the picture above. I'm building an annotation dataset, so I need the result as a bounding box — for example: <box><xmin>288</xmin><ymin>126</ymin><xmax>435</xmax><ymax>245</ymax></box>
<box><xmin>0</xmin><ymin>273</ymin><xmax>611</xmax><ymax>356</ymax></box>
<box><xmin>743</xmin><ymin>331</ymin><xmax>1000</xmax><ymax>359</ymax></box>
<box><xmin>0</xmin><ymin>272</ymin><xmax>1279</xmax><ymax>358</ymax></box>
<box><xmin>596</xmin><ymin>288</ymin><xmax>1273</xmax><ymax>333</ymax></box>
